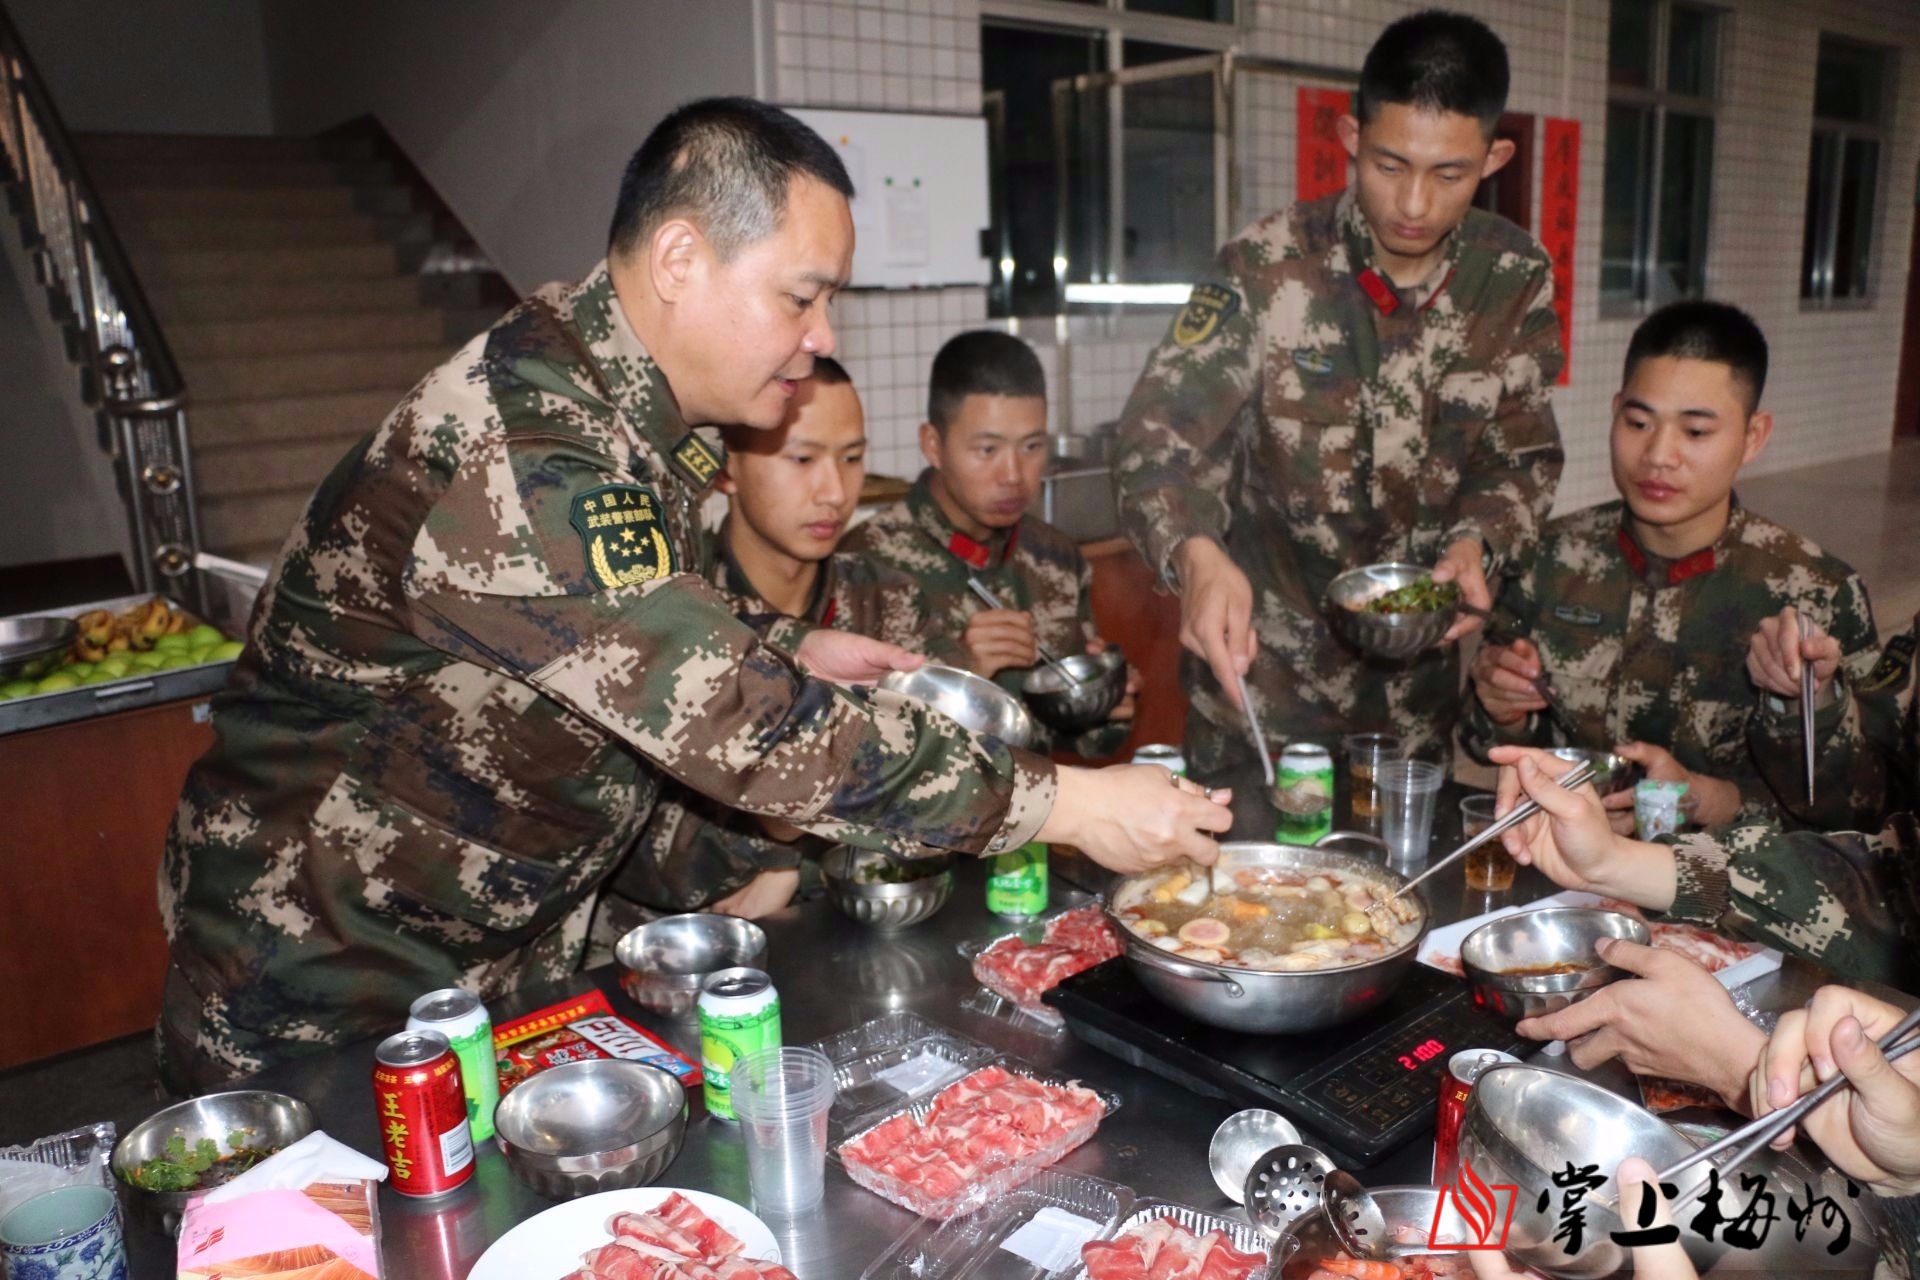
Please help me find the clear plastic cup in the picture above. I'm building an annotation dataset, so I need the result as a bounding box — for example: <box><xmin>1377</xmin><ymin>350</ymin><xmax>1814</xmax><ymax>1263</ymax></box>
<box><xmin>1343</xmin><ymin>732</ymin><xmax>1405</xmax><ymax>829</ymax></box>
<box><xmin>1459</xmin><ymin>793</ymin><xmax>1515</xmax><ymax>889</ymax></box>
<box><xmin>1376</xmin><ymin>759</ymin><xmax>1445</xmax><ymax>865</ymax></box>
<box><xmin>729</xmin><ymin>1046</ymin><xmax>836</xmax><ymax>1214</ymax></box>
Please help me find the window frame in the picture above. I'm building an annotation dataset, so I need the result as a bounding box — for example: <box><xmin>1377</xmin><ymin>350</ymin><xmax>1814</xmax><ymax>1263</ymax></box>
<box><xmin>1801</xmin><ymin>35</ymin><xmax>1892</xmax><ymax>311</ymax></box>
<box><xmin>1601</xmin><ymin>0</ymin><xmax>1722</xmax><ymax>318</ymax></box>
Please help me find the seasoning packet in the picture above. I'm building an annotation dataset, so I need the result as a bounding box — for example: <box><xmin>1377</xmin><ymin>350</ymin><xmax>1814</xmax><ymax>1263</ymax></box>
<box><xmin>0</xmin><ymin>1121</ymin><xmax>114</xmax><ymax>1222</ymax></box>
<box><xmin>493</xmin><ymin>989</ymin><xmax>701</xmax><ymax>1093</ymax></box>
<box><xmin>1634</xmin><ymin>779</ymin><xmax>1690</xmax><ymax>840</ymax></box>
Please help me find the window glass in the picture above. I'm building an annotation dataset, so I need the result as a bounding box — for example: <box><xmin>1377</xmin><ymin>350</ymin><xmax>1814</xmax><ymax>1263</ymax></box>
<box><xmin>1654</xmin><ymin>112</ymin><xmax>1713</xmax><ymax>302</ymax></box>
<box><xmin>1833</xmin><ymin>136</ymin><xmax>1880</xmax><ymax>298</ymax></box>
<box><xmin>1601</xmin><ymin>104</ymin><xmax>1652</xmax><ymax>302</ymax></box>
<box><xmin>1608</xmin><ymin>0</ymin><xmax>1656</xmax><ymax>88</ymax></box>
<box><xmin>1800</xmin><ymin>130</ymin><xmax>1838</xmax><ymax>298</ymax></box>
<box><xmin>1813</xmin><ymin>40</ymin><xmax>1886</xmax><ymax>124</ymax></box>
<box><xmin>1126</xmin><ymin>0</ymin><xmax>1234</xmax><ymax>21</ymax></box>
<box><xmin>1665</xmin><ymin>4</ymin><xmax>1717</xmax><ymax>98</ymax></box>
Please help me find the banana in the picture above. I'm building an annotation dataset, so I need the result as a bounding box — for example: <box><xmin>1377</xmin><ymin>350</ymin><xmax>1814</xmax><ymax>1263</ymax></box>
<box><xmin>107</xmin><ymin>633</ymin><xmax>130</xmax><ymax>653</ymax></box>
<box><xmin>166</xmin><ymin>610</ymin><xmax>189</xmax><ymax>634</ymax></box>
<box><xmin>136</xmin><ymin>598</ymin><xmax>171</xmax><ymax>640</ymax></box>
<box><xmin>74</xmin><ymin>638</ymin><xmax>108</xmax><ymax>662</ymax></box>
<box><xmin>76</xmin><ymin>609</ymin><xmax>114</xmax><ymax>649</ymax></box>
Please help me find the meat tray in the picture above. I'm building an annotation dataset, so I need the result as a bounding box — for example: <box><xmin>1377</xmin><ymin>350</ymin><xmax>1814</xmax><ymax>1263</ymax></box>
<box><xmin>957</xmin><ymin>905</ymin><xmax>1118</xmax><ymax>1034</ymax></box>
<box><xmin>804</xmin><ymin>1012</ymin><xmax>1001</xmax><ymax>1145</ymax></box>
<box><xmin>1063</xmin><ymin>1199</ymin><xmax>1285</xmax><ymax>1280</ymax></box>
<box><xmin>860</xmin><ymin>1167</ymin><xmax>1132</xmax><ymax>1279</ymax></box>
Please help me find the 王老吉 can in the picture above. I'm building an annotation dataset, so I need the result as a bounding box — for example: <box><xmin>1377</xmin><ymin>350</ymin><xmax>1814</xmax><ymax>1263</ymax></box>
<box><xmin>699</xmin><ymin>967</ymin><xmax>782</xmax><ymax>1122</ymax></box>
<box><xmin>372</xmin><ymin>1030</ymin><xmax>475</xmax><ymax>1197</ymax></box>
<box><xmin>406</xmin><ymin>987</ymin><xmax>499</xmax><ymax>1143</ymax></box>
<box><xmin>1432</xmin><ymin>1048</ymin><xmax>1520</xmax><ymax>1186</ymax></box>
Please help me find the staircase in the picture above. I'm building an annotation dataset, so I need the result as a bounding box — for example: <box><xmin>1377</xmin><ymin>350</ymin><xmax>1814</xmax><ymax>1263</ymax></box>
<box><xmin>77</xmin><ymin>132</ymin><xmax>509</xmax><ymax>566</ymax></box>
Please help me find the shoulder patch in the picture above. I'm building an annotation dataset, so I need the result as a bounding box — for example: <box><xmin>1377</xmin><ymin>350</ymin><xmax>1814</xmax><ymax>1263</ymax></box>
<box><xmin>570</xmin><ymin>484</ymin><xmax>675</xmax><ymax>589</ymax></box>
<box><xmin>1861</xmin><ymin>628</ymin><xmax>1918</xmax><ymax>695</ymax></box>
<box><xmin>671</xmin><ymin>432</ymin><xmax>724</xmax><ymax>488</ymax></box>
<box><xmin>1172</xmin><ymin>282</ymin><xmax>1241</xmax><ymax>347</ymax></box>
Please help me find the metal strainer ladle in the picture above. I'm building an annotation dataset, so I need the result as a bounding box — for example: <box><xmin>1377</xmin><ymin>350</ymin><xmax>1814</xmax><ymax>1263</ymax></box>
<box><xmin>1323</xmin><ymin>1168</ymin><xmax>1429</xmax><ymax>1261</ymax></box>
<box><xmin>1244</xmin><ymin>1143</ymin><xmax>1338</xmax><ymax>1239</ymax></box>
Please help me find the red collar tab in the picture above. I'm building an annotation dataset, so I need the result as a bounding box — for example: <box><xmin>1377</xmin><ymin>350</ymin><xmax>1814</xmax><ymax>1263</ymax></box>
<box><xmin>820</xmin><ymin>596</ymin><xmax>838</xmax><ymax>628</ymax></box>
<box><xmin>947</xmin><ymin>530</ymin><xmax>992</xmax><ymax>570</ymax></box>
<box><xmin>1418</xmin><ymin>267</ymin><xmax>1456</xmax><ymax>312</ymax></box>
<box><xmin>1357</xmin><ymin>268</ymin><xmax>1400</xmax><ymax>315</ymax></box>
<box><xmin>1617</xmin><ymin>526</ymin><xmax>1717</xmax><ymax>586</ymax></box>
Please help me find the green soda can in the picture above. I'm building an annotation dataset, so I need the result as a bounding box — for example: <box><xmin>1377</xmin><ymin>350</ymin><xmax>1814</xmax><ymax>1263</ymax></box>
<box><xmin>405</xmin><ymin>988</ymin><xmax>499</xmax><ymax>1143</ymax></box>
<box><xmin>1130</xmin><ymin>744</ymin><xmax>1187</xmax><ymax>777</ymax></box>
<box><xmin>699</xmin><ymin>967</ymin><xmax>782</xmax><ymax>1122</ymax></box>
<box><xmin>1273</xmin><ymin>742</ymin><xmax>1335</xmax><ymax>844</ymax></box>
<box><xmin>987</xmin><ymin>841</ymin><xmax>1049</xmax><ymax>919</ymax></box>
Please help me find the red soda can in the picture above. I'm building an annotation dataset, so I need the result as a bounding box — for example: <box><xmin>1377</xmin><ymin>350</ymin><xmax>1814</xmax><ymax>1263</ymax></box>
<box><xmin>1432</xmin><ymin>1048</ymin><xmax>1519</xmax><ymax>1185</ymax></box>
<box><xmin>373</xmin><ymin>1030</ymin><xmax>475</xmax><ymax>1197</ymax></box>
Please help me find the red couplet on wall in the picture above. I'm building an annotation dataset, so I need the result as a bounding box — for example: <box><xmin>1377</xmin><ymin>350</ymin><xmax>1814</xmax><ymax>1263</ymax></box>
<box><xmin>1539</xmin><ymin>119</ymin><xmax>1580</xmax><ymax>387</ymax></box>
<box><xmin>1296</xmin><ymin>86</ymin><xmax>1351</xmax><ymax>202</ymax></box>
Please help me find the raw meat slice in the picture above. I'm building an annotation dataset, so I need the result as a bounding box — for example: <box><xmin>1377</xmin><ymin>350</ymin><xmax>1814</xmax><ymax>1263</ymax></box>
<box><xmin>654</xmin><ymin>1193</ymin><xmax>745</xmax><ymax>1258</ymax></box>
<box><xmin>1082</xmin><ymin>1217</ymin><xmax>1264</xmax><ymax>1280</ymax></box>
<box><xmin>972</xmin><ymin>908</ymin><xmax>1123</xmax><ymax>1007</ymax></box>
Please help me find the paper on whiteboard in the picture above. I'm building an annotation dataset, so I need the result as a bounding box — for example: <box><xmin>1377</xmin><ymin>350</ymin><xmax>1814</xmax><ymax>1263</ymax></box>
<box><xmin>885</xmin><ymin>181</ymin><xmax>930</xmax><ymax>267</ymax></box>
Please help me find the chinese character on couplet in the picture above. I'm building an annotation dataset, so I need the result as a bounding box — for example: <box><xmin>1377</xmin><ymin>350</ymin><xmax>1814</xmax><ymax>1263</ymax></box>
<box><xmin>1610</xmin><ymin>1178</ymin><xmax>1681</xmax><ymax>1247</ymax></box>
<box><xmin>1789</xmin><ymin>1178</ymin><xmax>1860</xmax><ymax>1256</ymax></box>
<box><xmin>1536</xmin><ymin>1162</ymin><xmax>1607</xmax><ymax>1256</ymax></box>
<box><xmin>1689</xmin><ymin>1169</ymin><xmax>1778</xmax><ymax>1249</ymax></box>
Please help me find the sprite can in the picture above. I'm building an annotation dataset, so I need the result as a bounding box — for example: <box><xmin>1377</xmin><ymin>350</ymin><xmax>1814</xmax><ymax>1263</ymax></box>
<box><xmin>1130</xmin><ymin>743</ymin><xmax>1187</xmax><ymax>777</ymax></box>
<box><xmin>405</xmin><ymin>988</ymin><xmax>499</xmax><ymax>1143</ymax></box>
<box><xmin>1274</xmin><ymin>742</ymin><xmax>1335</xmax><ymax>844</ymax></box>
<box><xmin>987</xmin><ymin>841</ymin><xmax>1048</xmax><ymax>919</ymax></box>
<box><xmin>699</xmin><ymin>967</ymin><xmax>782</xmax><ymax>1122</ymax></box>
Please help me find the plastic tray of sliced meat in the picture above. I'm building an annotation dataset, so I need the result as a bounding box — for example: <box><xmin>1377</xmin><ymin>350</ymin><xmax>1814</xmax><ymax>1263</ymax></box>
<box><xmin>805</xmin><ymin>1013</ymin><xmax>1002</xmax><ymax>1145</ymax></box>
<box><xmin>861</xmin><ymin>1168</ymin><xmax>1132</xmax><ymax>1279</ymax></box>
<box><xmin>959</xmin><ymin>905</ymin><xmax>1125</xmax><ymax>1029</ymax></box>
<box><xmin>1072</xmin><ymin>1200</ymin><xmax>1283</xmax><ymax>1280</ymax></box>
<box><xmin>835</xmin><ymin>1060</ymin><xmax>1123</xmax><ymax>1220</ymax></box>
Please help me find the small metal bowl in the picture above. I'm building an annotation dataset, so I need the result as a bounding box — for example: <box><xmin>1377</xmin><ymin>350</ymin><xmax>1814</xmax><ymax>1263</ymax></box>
<box><xmin>1460</xmin><ymin>907</ymin><xmax>1651</xmax><ymax>1020</ymax></box>
<box><xmin>1208</xmin><ymin>1108</ymin><xmax>1302</xmax><ymax>1204</ymax></box>
<box><xmin>1549</xmin><ymin>747</ymin><xmax>1642</xmax><ymax>797</ymax></box>
<box><xmin>493</xmin><ymin>1058</ymin><xmax>687</xmax><ymax>1200</ymax></box>
<box><xmin>0</xmin><ymin>615</ymin><xmax>76</xmax><ymax>683</ymax></box>
<box><xmin>1278</xmin><ymin>1186</ymin><xmax>1466</xmax><ymax>1274</ymax></box>
<box><xmin>822</xmin><ymin>845</ymin><xmax>955</xmax><ymax>931</ymax></box>
<box><xmin>1326</xmin><ymin>563</ymin><xmax>1458</xmax><ymax>661</ymax></box>
<box><xmin>616</xmin><ymin>913</ymin><xmax>768</xmax><ymax>1018</ymax></box>
<box><xmin>1020</xmin><ymin>647</ymin><xmax>1127</xmax><ymax>735</ymax></box>
<box><xmin>879</xmin><ymin>663</ymin><xmax>1036</xmax><ymax>748</ymax></box>
<box><xmin>112</xmin><ymin>1090</ymin><xmax>315</xmax><ymax>1235</ymax></box>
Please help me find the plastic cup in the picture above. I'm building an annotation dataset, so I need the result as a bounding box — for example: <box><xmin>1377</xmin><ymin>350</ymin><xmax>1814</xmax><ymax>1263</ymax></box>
<box><xmin>1376</xmin><ymin>760</ymin><xmax>1444</xmax><ymax>865</ymax></box>
<box><xmin>1459</xmin><ymin>794</ymin><xmax>1515</xmax><ymax>890</ymax></box>
<box><xmin>729</xmin><ymin>1046</ymin><xmax>836</xmax><ymax>1215</ymax></box>
<box><xmin>1343</xmin><ymin>732</ymin><xmax>1405</xmax><ymax>828</ymax></box>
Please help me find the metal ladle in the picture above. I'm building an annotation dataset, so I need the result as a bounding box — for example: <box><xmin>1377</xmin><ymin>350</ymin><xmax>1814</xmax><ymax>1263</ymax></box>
<box><xmin>964</xmin><ymin>576</ymin><xmax>1086</xmax><ymax>688</ymax></box>
<box><xmin>1208</xmin><ymin>1109</ymin><xmax>1302</xmax><ymax>1204</ymax></box>
<box><xmin>1245</xmin><ymin>1143</ymin><xmax>1339</xmax><ymax>1239</ymax></box>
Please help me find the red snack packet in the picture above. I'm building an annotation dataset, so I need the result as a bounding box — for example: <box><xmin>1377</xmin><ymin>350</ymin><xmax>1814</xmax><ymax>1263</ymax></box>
<box><xmin>492</xmin><ymin>990</ymin><xmax>701</xmax><ymax>1093</ymax></box>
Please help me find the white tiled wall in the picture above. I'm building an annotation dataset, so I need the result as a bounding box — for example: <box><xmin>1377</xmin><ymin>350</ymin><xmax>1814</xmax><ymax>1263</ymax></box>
<box><xmin>772</xmin><ymin>0</ymin><xmax>1920</xmax><ymax>530</ymax></box>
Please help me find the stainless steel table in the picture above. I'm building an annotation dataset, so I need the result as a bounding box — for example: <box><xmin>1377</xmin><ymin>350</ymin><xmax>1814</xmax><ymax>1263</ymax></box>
<box><xmin>111</xmin><ymin>776</ymin><xmax>1874</xmax><ymax>1278</ymax></box>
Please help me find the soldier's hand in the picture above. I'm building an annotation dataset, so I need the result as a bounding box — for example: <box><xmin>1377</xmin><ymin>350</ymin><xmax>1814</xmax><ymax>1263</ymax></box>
<box><xmin>962</xmin><ymin>609</ymin><xmax>1038</xmax><ymax>679</ymax></box>
<box><xmin>797</xmin><ymin>629</ymin><xmax>925</xmax><ymax>683</ymax></box>
<box><xmin>1752</xmin><ymin>986</ymin><xmax>1920</xmax><ymax>1196</ymax></box>
<box><xmin>1467</xmin><ymin>1158</ymin><xmax>1698</xmax><ymax>1280</ymax></box>
<box><xmin>1515</xmin><ymin>939</ymin><xmax>1764</xmax><ymax>1110</ymax></box>
<box><xmin>1472</xmin><ymin>637</ymin><xmax>1549</xmax><ymax>725</ymax></box>
<box><xmin>1489</xmin><ymin>745</ymin><xmax>1677</xmax><ymax>909</ymax></box>
<box><xmin>1748</xmin><ymin>605</ymin><xmax>1841</xmax><ymax>704</ymax></box>
<box><xmin>1613</xmin><ymin>742</ymin><xmax>1740</xmax><ymax>828</ymax></box>
<box><xmin>710</xmin><ymin>869</ymin><xmax>800</xmax><ymax>920</ymax></box>
<box><xmin>1041</xmin><ymin>765</ymin><xmax>1232</xmax><ymax>874</ymax></box>
<box><xmin>1434</xmin><ymin>536</ymin><xmax>1493</xmax><ymax>643</ymax></box>
<box><xmin>1088</xmin><ymin>639</ymin><xmax>1141</xmax><ymax>722</ymax></box>
<box><xmin>1172</xmin><ymin>537</ymin><xmax>1256</xmax><ymax>703</ymax></box>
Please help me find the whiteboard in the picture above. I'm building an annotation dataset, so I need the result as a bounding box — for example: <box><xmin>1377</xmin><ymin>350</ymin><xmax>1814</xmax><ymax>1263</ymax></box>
<box><xmin>790</xmin><ymin>107</ymin><xmax>991</xmax><ymax>290</ymax></box>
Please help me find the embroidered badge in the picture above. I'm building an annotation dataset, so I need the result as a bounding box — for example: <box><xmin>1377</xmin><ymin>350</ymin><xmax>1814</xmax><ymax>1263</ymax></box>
<box><xmin>670</xmin><ymin>432</ymin><xmax>724</xmax><ymax>487</ymax></box>
<box><xmin>1172</xmin><ymin>282</ymin><xmax>1241</xmax><ymax>347</ymax></box>
<box><xmin>1292</xmin><ymin>348</ymin><xmax>1336</xmax><ymax>376</ymax></box>
<box><xmin>1552</xmin><ymin>604</ymin><xmax>1604</xmax><ymax>627</ymax></box>
<box><xmin>571</xmin><ymin>485</ymin><xmax>675</xmax><ymax>589</ymax></box>
<box><xmin>1860</xmin><ymin>629</ymin><xmax>1917</xmax><ymax>694</ymax></box>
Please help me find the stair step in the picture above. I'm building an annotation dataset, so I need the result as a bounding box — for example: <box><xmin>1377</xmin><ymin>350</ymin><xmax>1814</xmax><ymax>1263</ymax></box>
<box><xmin>87</xmin><ymin>156</ymin><xmax>395</xmax><ymax>190</ymax></box>
<box><xmin>195</xmin><ymin>433</ymin><xmax>366</xmax><ymax>498</ymax></box>
<box><xmin>170</xmin><ymin>309</ymin><xmax>462</xmax><ymax>358</ymax></box>
<box><xmin>152</xmin><ymin>274</ymin><xmax>427</xmax><ymax>322</ymax></box>
<box><xmin>127</xmin><ymin>213</ymin><xmax>401</xmax><ymax>251</ymax></box>
<box><xmin>103</xmin><ymin>184</ymin><xmax>412</xmax><ymax>220</ymax></box>
<box><xmin>190</xmin><ymin>346</ymin><xmax>448</xmax><ymax>402</ymax></box>
<box><xmin>191</xmin><ymin>388</ymin><xmax>412</xmax><ymax>447</ymax></box>
<box><xmin>200</xmin><ymin>488</ymin><xmax>318</xmax><ymax>554</ymax></box>
<box><xmin>78</xmin><ymin>133</ymin><xmax>376</xmax><ymax>163</ymax></box>
<box><xmin>144</xmin><ymin>242</ymin><xmax>400</xmax><ymax>286</ymax></box>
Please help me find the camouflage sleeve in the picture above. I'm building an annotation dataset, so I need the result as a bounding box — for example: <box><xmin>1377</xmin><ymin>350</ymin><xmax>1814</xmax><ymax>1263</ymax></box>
<box><xmin>608</xmin><ymin>786</ymin><xmax>791</xmax><ymax>912</ymax></box>
<box><xmin>1111</xmin><ymin>242</ymin><xmax>1262</xmax><ymax>586</ymax></box>
<box><xmin>1662</xmin><ymin>815</ymin><xmax>1920</xmax><ymax>990</ymax></box>
<box><xmin>1881</xmin><ymin>1196</ymin><xmax>1920</xmax><ymax>1280</ymax></box>
<box><xmin>407</xmin><ymin>438</ymin><xmax>1056</xmax><ymax>858</ymax></box>
<box><xmin>1749</xmin><ymin>602</ymin><xmax>1911</xmax><ymax>830</ymax></box>
<box><xmin>1441</xmin><ymin>264</ymin><xmax>1565</xmax><ymax>576</ymax></box>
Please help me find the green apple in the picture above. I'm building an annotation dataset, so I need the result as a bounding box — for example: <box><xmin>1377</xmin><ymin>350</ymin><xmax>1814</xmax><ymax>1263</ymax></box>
<box><xmin>186</xmin><ymin>624</ymin><xmax>226</xmax><ymax>648</ymax></box>
<box><xmin>130</xmin><ymin>652</ymin><xmax>166</xmax><ymax>671</ymax></box>
<box><xmin>153</xmin><ymin>633</ymin><xmax>192</xmax><ymax>653</ymax></box>
<box><xmin>156</xmin><ymin>653</ymin><xmax>196</xmax><ymax>670</ymax></box>
<box><xmin>33</xmin><ymin>670</ymin><xmax>82</xmax><ymax>694</ymax></box>
<box><xmin>65</xmin><ymin>661</ymin><xmax>94</xmax><ymax>678</ymax></box>
<box><xmin>210</xmin><ymin>641</ymin><xmax>244</xmax><ymax>662</ymax></box>
<box><xmin>95</xmin><ymin>657</ymin><xmax>132</xmax><ymax>679</ymax></box>
<box><xmin>0</xmin><ymin>680</ymin><xmax>34</xmax><ymax>699</ymax></box>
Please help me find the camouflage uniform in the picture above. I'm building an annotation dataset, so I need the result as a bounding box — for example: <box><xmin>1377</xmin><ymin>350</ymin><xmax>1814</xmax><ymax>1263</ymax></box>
<box><xmin>1113</xmin><ymin>189</ymin><xmax>1564</xmax><ymax>773</ymax></box>
<box><xmin>158</xmin><ymin>263</ymin><xmax>1054</xmax><ymax>1090</ymax></box>
<box><xmin>841</xmin><ymin>469</ymin><xmax>1131</xmax><ymax>759</ymax></box>
<box><xmin>1460</xmin><ymin>500</ymin><xmax>1882</xmax><ymax>826</ymax></box>
<box><xmin>1660</xmin><ymin>610</ymin><xmax>1920</xmax><ymax>990</ymax></box>
<box><xmin>604</xmin><ymin>529</ymin><xmax>936</xmax><ymax>914</ymax></box>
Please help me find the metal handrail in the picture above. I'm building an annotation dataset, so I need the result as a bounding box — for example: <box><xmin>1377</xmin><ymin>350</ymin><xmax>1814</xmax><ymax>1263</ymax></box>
<box><xmin>0</xmin><ymin>0</ymin><xmax>204</xmax><ymax>604</ymax></box>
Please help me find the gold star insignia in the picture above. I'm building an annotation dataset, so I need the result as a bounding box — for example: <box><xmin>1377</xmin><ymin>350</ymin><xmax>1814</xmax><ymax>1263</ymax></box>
<box><xmin>621</xmin><ymin>529</ymin><xmax>637</xmax><ymax>543</ymax></box>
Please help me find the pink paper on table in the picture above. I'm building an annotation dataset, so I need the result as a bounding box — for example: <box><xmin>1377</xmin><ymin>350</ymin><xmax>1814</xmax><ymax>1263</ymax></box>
<box><xmin>177</xmin><ymin>1181</ymin><xmax>380</xmax><ymax>1279</ymax></box>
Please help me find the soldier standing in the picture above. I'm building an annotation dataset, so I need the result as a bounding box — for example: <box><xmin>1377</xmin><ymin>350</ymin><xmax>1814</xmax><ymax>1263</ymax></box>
<box><xmin>1463</xmin><ymin>302</ymin><xmax>1884</xmax><ymax>830</ymax></box>
<box><xmin>159</xmin><ymin>99</ymin><xmax>1228</xmax><ymax>1091</ymax></box>
<box><xmin>1113</xmin><ymin>10</ymin><xmax>1564</xmax><ymax>785</ymax></box>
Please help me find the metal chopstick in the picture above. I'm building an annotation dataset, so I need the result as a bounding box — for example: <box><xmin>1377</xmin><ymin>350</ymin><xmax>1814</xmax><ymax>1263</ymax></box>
<box><xmin>965</xmin><ymin>576</ymin><xmax>1085</xmax><ymax>687</ymax></box>
<box><xmin>1800</xmin><ymin>613</ymin><xmax>1818</xmax><ymax>805</ymax></box>
<box><xmin>1380</xmin><ymin>759</ymin><xmax>1597</xmax><ymax>908</ymax></box>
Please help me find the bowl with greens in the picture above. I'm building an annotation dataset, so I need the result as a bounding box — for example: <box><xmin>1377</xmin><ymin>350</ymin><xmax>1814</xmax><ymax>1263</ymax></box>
<box><xmin>1327</xmin><ymin>562</ymin><xmax>1463</xmax><ymax>660</ymax></box>
<box><xmin>822</xmin><ymin>846</ymin><xmax>956</xmax><ymax>931</ymax></box>
<box><xmin>112</xmin><ymin>1090</ymin><xmax>313</xmax><ymax>1234</ymax></box>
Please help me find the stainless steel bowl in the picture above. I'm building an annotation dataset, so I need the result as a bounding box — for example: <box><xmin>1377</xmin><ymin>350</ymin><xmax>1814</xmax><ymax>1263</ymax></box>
<box><xmin>1278</xmin><ymin>1186</ymin><xmax>1467</xmax><ymax>1275</ymax></box>
<box><xmin>493</xmin><ymin>1058</ymin><xmax>687</xmax><ymax>1200</ymax></box>
<box><xmin>1549</xmin><ymin>747</ymin><xmax>1642</xmax><ymax>797</ymax></box>
<box><xmin>1460</xmin><ymin>907</ymin><xmax>1650</xmax><ymax>1020</ymax></box>
<box><xmin>1459</xmin><ymin>1063</ymin><xmax>1723</xmax><ymax>1278</ymax></box>
<box><xmin>880</xmin><ymin>663</ymin><xmax>1035</xmax><ymax>748</ymax></box>
<box><xmin>1106</xmin><ymin>842</ymin><xmax>1429</xmax><ymax>1034</ymax></box>
<box><xmin>1326</xmin><ymin>563</ymin><xmax>1458</xmax><ymax>661</ymax></box>
<box><xmin>1019</xmin><ymin>647</ymin><xmax>1126</xmax><ymax>735</ymax></box>
<box><xmin>0</xmin><ymin>615</ymin><xmax>75</xmax><ymax>683</ymax></box>
<box><xmin>821</xmin><ymin>845</ymin><xmax>955</xmax><ymax>931</ymax></box>
<box><xmin>615</xmin><ymin>913</ymin><xmax>768</xmax><ymax>1018</ymax></box>
<box><xmin>112</xmin><ymin>1090</ymin><xmax>315</xmax><ymax>1235</ymax></box>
